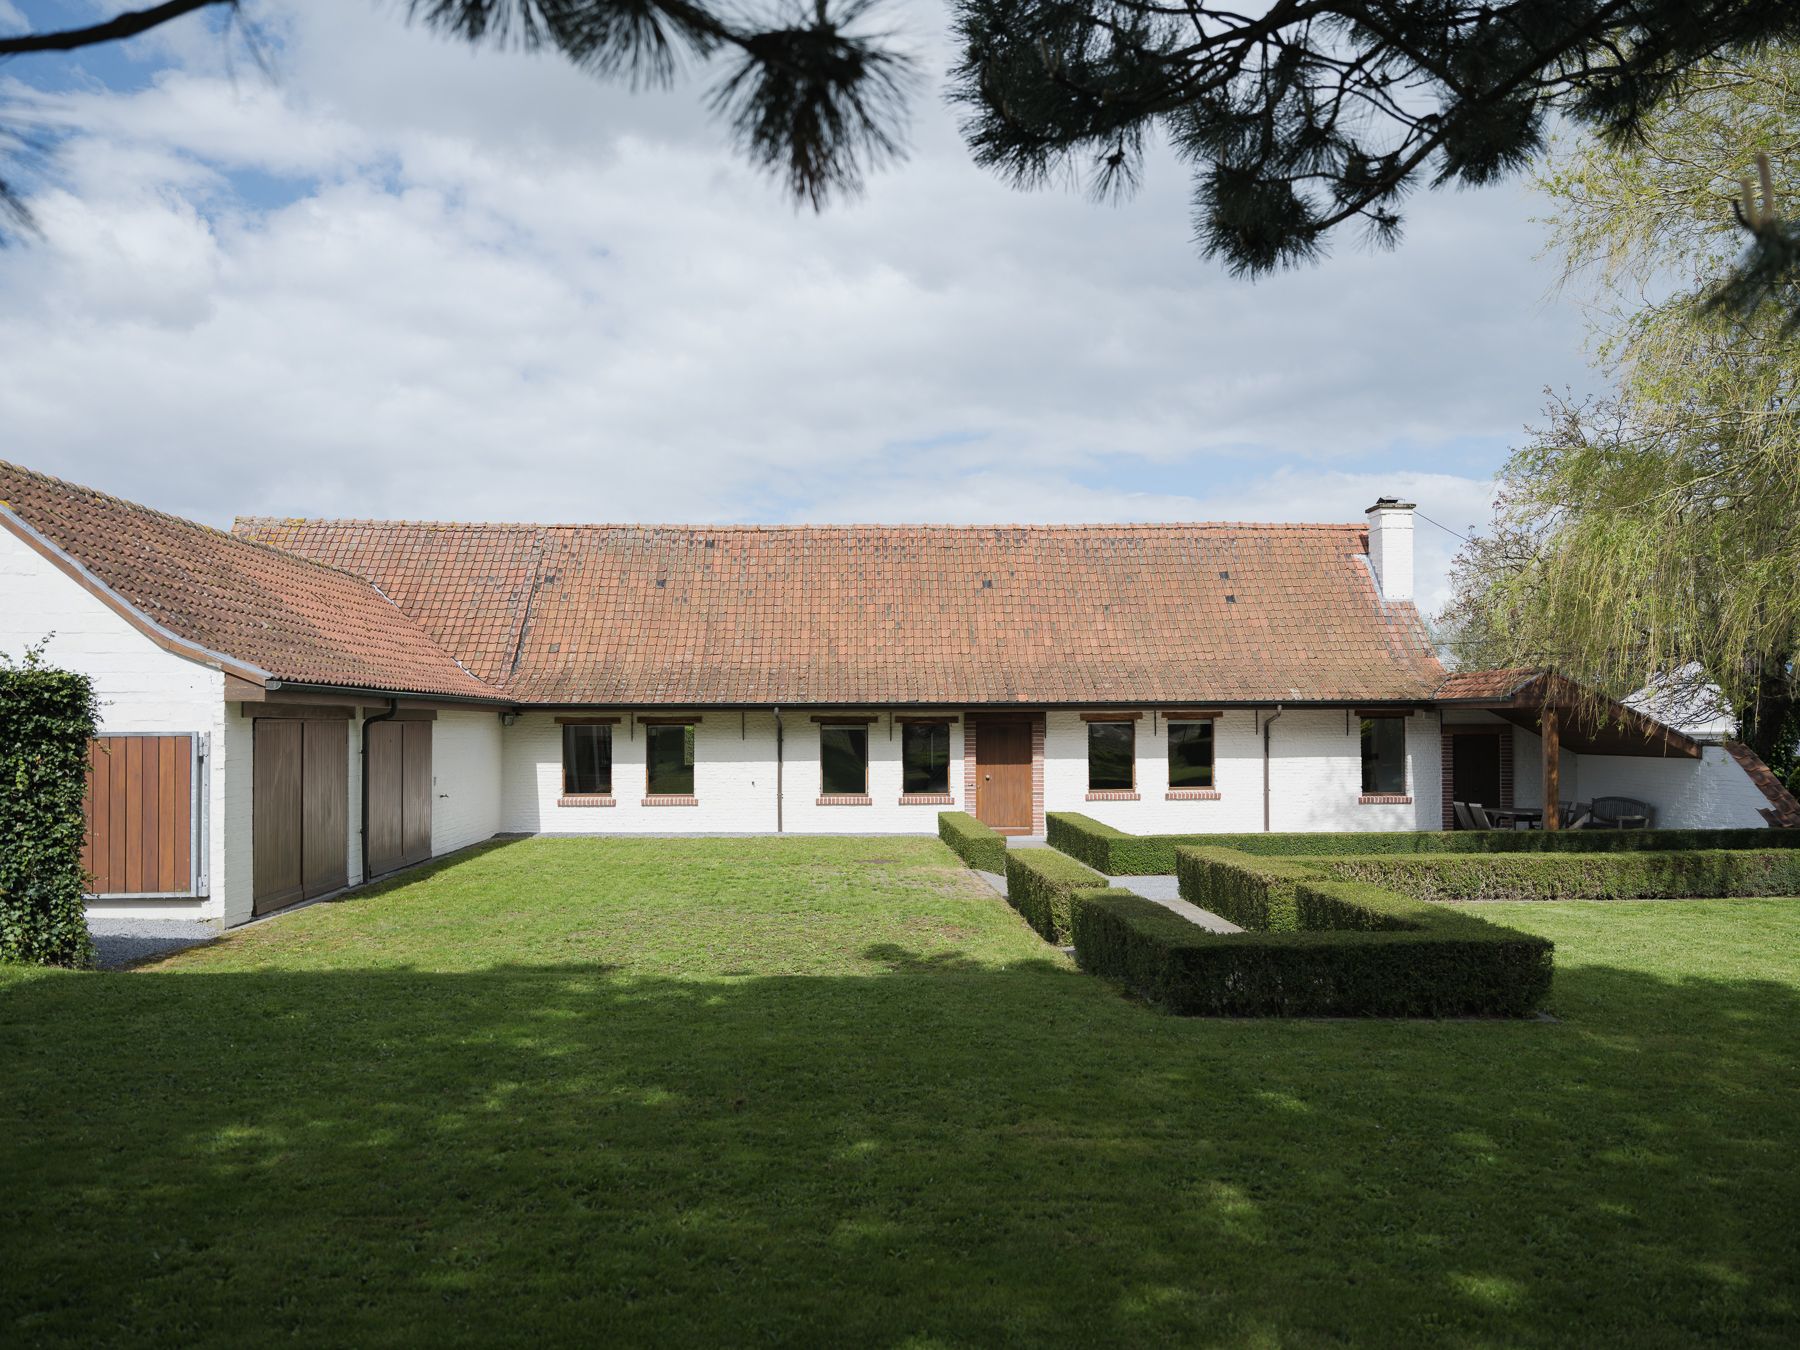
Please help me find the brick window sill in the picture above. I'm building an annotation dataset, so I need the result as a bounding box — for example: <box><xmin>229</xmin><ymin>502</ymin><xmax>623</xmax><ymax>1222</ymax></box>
<box><xmin>898</xmin><ymin>792</ymin><xmax>955</xmax><ymax>806</ymax></box>
<box><xmin>816</xmin><ymin>794</ymin><xmax>873</xmax><ymax>806</ymax></box>
<box><xmin>557</xmin><ymin>794</ymin><xmax>615</xmax><ymax>808</ymax></box>
<box><xmin>642</xmin><ymin>795</ymin><xmax>699</xmax><ymax>807</ymax></box>
<box><xmin>1165</xmin><ymin>789</ymin><xmax>1222</xmax><ymax>801</ymax></box>
<box><xmin>1086</xmin><ymin>790</ymin><xmax>1141</xmax><ymax>801</ymax></box>
<box><xmin>1359</xmin><ymin>793</ymin><xmax>1413</xmax><ymax>805</ymax></box>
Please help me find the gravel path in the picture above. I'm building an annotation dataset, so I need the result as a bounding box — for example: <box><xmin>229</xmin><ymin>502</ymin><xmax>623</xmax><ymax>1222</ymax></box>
<box><xmin>88</xmin><ymin>920</ymin><xmax>218</xmax><ymax>970</ymax></box>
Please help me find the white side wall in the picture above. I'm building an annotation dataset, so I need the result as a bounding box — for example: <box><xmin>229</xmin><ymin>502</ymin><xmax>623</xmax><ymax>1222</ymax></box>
<box><xmin>1</xmin><ymin>528</ymin><xmax>231</xmax><ymax>922</ymax></box>
<box><xmin>503</xmin><ymin>710</ymin><xmax>968</xmax><ymax>834</ymax></box>
<box><xmin>432</xmin><ymin>708</ymin><xmax>504</xmax><ymax>855</ymax></box>
<box><xmin>1049</xmin><ymin>709</ymin><xmax>1438</xmax><ymax>835</ymax></box>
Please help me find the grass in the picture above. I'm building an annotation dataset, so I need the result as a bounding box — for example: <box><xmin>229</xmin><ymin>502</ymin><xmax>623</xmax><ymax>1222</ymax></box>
<box><xmin>4</xmin><ymin>836</ymin><xmax>1799</xmax><ymax>1347</ymax></box>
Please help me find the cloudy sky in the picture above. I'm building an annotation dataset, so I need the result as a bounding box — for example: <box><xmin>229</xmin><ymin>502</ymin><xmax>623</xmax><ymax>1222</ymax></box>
<box><xmin>0</xmin><ymin>0</ymin><xmax>1600</xmax><ymax>615</ymax></box>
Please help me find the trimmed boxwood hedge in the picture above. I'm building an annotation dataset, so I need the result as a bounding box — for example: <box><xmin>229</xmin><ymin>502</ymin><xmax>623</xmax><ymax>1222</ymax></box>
<box><xmin>1003</xmin><ymin>847</ymin><xmax>1122</xmax><ymax>944</ymax></box>
<box><xmin>1069</xmin><ymin>886</ymin><xmax>1554</xmax><ymax>1017</ymax></box>
<box><xmin>1321</xmin><ymin>849</ymin><xmax>1800</xmax><ymax>901</ymax></box>
<box><xmin>1</xmin><ymin>653</ymin><xmax>99</xmax><ymax>969</ymax></box>
<box><xmin>938</xmin><ymin>811</ymin><xmax>1006</xmax><ymax>872</ymax></box>
<box><xmin>1047</xmin><ymin>810</ymin><xmax>1800</xmax><ymax>875</ymax></box>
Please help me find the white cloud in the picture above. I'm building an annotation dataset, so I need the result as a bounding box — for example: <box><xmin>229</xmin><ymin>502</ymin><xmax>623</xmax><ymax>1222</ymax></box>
<box><xmin>0</xmin><ymin>0</ymin><xmax>1591</xmax><ymax>619</ymax></box>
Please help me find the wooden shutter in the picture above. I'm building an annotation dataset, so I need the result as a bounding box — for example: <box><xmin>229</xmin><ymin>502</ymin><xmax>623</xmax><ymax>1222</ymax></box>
<box><xmin>253</xmin><ymin>720</ymin><xmax>305</xmax><ymax>914</ymax></box>
<box><xmin>84</xmin><ymin>734</ymin><xmax>196</xmax><ymax>897</ymax></box>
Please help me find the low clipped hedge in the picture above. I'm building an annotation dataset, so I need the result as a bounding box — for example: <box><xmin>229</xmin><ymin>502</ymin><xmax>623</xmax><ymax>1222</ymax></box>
<box><xmin>1048</xmin><ymin>810</ymin><xmax>1800</xmax><ymax>874</ymax></box>
<box><xmin>1003</xmin><ymin>847</ymin><xmax>1123</xmax><ymax>944</ymax></box>
<box><xmin>1321</xmin><ymin>849</ymin><xmax>1800</xmax><ymax>902</ymax></box>
<box><xmin>1067</xmin><ymin>845</ymin><xmax>1554</xmax><ymax>1016</ymax></box>
<box><xmin>938</xmin><ymin>811</ymin><xmax>1006</xmax><ymax>873</ymax></box>
<box><xmin>1069</xmin><ymin>888</ymin><xmax>1553</xmax><ymax>1017</ymax></box>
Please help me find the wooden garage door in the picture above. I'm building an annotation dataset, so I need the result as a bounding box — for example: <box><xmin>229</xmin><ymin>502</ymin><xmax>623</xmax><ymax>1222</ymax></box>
<box><xmin>253</xmin><ymin>715</ymin><xmax>350</xmax><ymax>916</ymax></box>
<box><xmin>367</xmin><ymin>718</ymin><xmax>432</xmax><ymax>878</ymax></box>
<box><xmin>253</xmin><ymin>719</ymin><xmax>305</xmax><ymax>915</ymax></box>
<box><xmin>84</xmin><ymin>734</ymin><xmax>197</xmax><ymax>896</ymax></box>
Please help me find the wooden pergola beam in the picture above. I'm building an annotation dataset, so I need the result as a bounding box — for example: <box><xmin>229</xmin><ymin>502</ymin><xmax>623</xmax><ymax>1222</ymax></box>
<box><xmin>1542</xmin><ymin>704</ymin><xmax>1561</xmax><ymax>831</ymax></box>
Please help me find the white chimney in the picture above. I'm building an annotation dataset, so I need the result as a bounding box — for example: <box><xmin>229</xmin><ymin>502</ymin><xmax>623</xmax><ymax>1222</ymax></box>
<box><xmin>1365</xmin><ymin>497</ymin><xmax>1415</xmax><ymax>602</ymax></box>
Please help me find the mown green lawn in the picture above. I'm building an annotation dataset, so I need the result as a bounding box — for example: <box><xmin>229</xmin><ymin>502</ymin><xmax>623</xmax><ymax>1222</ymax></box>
<box><xmin>4</xmin><ymin>837</ymin><xmax>1798</xmax><ymax>1347</ymax></box>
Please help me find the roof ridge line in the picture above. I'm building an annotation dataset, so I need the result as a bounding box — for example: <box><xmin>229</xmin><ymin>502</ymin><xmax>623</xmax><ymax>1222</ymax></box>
<box><xmin>233</xmin><ymin>517</ymin><xmax>1369</xmax><ymax>533</ymax></box>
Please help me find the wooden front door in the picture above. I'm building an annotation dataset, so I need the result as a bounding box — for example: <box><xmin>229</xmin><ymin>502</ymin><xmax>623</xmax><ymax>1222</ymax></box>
<box><xmin>976</xmin><ymin>718</ymin><xmax>1033</xmax><ymax>835</ymax></box>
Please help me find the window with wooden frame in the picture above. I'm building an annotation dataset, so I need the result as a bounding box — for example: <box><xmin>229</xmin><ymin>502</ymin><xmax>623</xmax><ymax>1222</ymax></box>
<box><xmin>561</xmin><ymin>723</ymin><xmax>613</xmax><ymax>803</ymax></box>
<box><xmin>1086</xmin><ymin>720</ymin><xmax>1135</xmax><ymax>792</ymax></box>
<box><xmin>645</xmin><ymin>723</ymin><xmax>697</xmax><ymax>798</ymax></box>
<box><xmin>1167</xmin><ymin>720</ymin><xmax>1216</xmax><ymax>792</ymax></box>
<box><xmin>820</xmin><ymin>723</ymin><xmax>870</xmax><ymax>798</ymax></box>
<box><xmin>1360</xmin><ymin>715</ymin><xmax>1408</xmax><ymax>797</ymax></box>
<box><xmin>901</xmin><ymin>721</ymin><xmax>951</xmax><ymax>796</ymax></box>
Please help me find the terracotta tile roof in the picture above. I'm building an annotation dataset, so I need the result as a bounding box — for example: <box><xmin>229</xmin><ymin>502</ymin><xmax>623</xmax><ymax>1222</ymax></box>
<box><xmin>235</xmin><ymin>517</ymin><xmax>1447</xmax><ymax>706</ymax></box>
<box><xmin>1</xmin><ymin>462</ymin><xmax>497</xmax><ymax>701</ymax></box>
<box><xmin>1433</xmin><ymin>668</ymin><xmax>1541</xmax><ymax>702</ymax></box>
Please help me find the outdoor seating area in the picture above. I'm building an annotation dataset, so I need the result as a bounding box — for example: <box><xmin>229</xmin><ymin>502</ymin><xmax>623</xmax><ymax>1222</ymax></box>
<box><xmin>1452</xmin><ymin>796</ymin><xmax>1656</xmax><ymax>831</ymax></box>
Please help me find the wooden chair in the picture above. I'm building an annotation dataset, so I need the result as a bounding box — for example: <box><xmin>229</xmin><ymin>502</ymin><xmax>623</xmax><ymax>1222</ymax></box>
<box><xmin>1561</xmin><ymin>801</ymin><xmax>1595</xmax><ymax>830</ymax></box>
<box><xmin>1467</xmin><ymin>802</ymin><xmax>1496</xmax><ymax>829</ymax></box>
<box><xmin>1592</xmin><ymin>796</ymin><xmax>1654</xmax><ymax>829</ymax></box>
<box><xmin>1453</xmin><ymin>800</ymin><xmax>1479</xmax><ymax>830</ymax></box>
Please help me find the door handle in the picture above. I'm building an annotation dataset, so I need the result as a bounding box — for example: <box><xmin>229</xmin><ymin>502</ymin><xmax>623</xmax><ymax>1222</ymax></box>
<box><xmin>984</xmin><ymin>774</ymin><xmax>991</xmax><ymax>780</ymax></box>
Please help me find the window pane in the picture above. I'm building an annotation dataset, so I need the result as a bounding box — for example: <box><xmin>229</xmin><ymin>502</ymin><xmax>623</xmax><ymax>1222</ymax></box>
<box><xmin>562</xmin><ymin>724</ymin><xmax>612</xmax><ymax>795</ymax></box>
<box><xmin>1087</xmin><ymin>721</ymin><xmax>1135</xmax><ymax>791</ymax></box>
<box><xmin>821</xmin><ymin>726</ymin><xmax>869</xmax><ymax>796</ymax></box>
<box><xmin>901</xmin><ymin>722</ymin><xmax>950</xmax><ymax>794</ymax></box>
<box><xmin>1167</xmin><ymin>721</ymin><xmax>1214</xmax><ymax>789</ymax></box>
<box><xmin>1360</xmin><ymin>717</ymin><xmax>1406</xmax><ymax>794</ymax></box>
<box><xmin>647</xmin><ymin>723</ymin><xmax>695</xmax><ymax>796</ymax></box>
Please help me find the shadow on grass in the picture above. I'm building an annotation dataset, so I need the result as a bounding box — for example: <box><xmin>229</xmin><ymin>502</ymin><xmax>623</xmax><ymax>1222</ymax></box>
<box><xmin>3</xmin><ymin>953</ymin><xmax>1798</xmax><ymax>1347</ymax></box>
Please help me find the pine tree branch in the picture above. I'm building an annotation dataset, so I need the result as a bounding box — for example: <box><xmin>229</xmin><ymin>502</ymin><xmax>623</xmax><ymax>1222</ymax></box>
<box><xmin>0</xmin><ymin>1</ymin><xmax>234</xmax><ymax>57</ymax></box>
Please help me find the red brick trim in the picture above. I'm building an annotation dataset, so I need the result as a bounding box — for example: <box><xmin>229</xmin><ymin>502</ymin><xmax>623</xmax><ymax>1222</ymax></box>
<box><xmin>1086</xmin><ymin>790</ymin><xmax>1141</xmax><ymax>801</ymax></box>
<box><xmin>1440</xmin><ymin>724</ymin><xmax>1514</xmax><ymax>829</ymax></box>
<box><xmin>1166</xmin><ymin>789</ymin><xmax>1222</xmax><ymax>801</ymax></box>
<box><xmin>898</xmin><ymin>793</ymin><xmax>955</xmax><ymax>806</ymax></box>
<box><xmin>1724</xmin><ymin>741</ymin><xmax>1800</xmax><ymax>827</ymax></box>
<box><xmin>1360</xmin><ymin>793</ymin><xmax>1413</xmax><ymax>805</ymax></box>
<box><xmin>641</xmin><ymin>795</ymin><xmax>698</xmax><ymax>806</ymax></box>
<box><xmin>816</xmin><ymin>794</ymin><xmax>872</xmax><ymax>806</ymax></box>
<box><xmin>557</xmin><ymin>794</ymin><xmax>615</xmax><ymax>807</ymax></box>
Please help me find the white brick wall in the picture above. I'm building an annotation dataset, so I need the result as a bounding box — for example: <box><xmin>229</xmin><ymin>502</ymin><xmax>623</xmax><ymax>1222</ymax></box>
<box><xmin>431</xmin><ymin>708</ymin><xmax>504</xmax><ymax>855</ymax></box>
<box><xmin>2</xmin><ymin>527</ymin><xmax>232</xmax><ymax>922</ymax></box>
<box><xmin>502</xmin><ymin>710</ymin><xmax>967</xmax><ymax>834</ymax></box>
<box><xmin>1510</xmin><ymin>725</ymin><xmax>1770</xmax><ymax>828</ymax></box>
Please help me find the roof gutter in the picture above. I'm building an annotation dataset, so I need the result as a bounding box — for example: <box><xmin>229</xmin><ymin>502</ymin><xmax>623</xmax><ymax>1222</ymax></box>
<box><xmin>0</xmin><ymin>505</ymin><xmax>272</xmax><ymax>684</ymax></box>
<box><xmin>263</xmin><ymin>679</ymin><xmax>510</xmax><ymax>708</ymax></box>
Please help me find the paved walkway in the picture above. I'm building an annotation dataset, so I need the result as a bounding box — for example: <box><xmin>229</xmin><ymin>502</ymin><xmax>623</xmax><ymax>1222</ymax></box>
<box><xmin>974</xmin><ymin>849</ymin><xmax>1241</xmax><ymax>935</ymax></box>
<box><xmin>88</xmin><ymin>919</ymin><xmax>218</xmax><ymax>970</ymax></box>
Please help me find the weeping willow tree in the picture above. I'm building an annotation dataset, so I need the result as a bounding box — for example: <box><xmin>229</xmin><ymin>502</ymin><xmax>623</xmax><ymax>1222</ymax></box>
<box><xmin>1442</xmin><ymin>46</ymin><xmax>1800</xmax><ymax>771</ymax></box>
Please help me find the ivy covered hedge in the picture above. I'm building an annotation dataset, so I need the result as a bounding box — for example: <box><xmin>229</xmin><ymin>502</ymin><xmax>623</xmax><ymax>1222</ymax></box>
<box><xmin>1002</xmin><ymin>847</ymin><xmax>1126</xmax><ymax>944</ymax></box>
<box><xmin>1047</xmin><ymin>811</ymin><xmax>1800</xmax><ymax>875</ymax></box>
<box><xmin>1067</xmin><ymin>846</ymin><xmax>1554</xmax><ymax>1016</ymax></box>
<box><xmin>1321</xmin><ymin>850</ymin><xmax>1800</xmax><ymax>902</ymax></box>
<box><xmin>1</xmin><ymin>652</ymin><xmax>98</xmax><ymax>968</ymax></box>
<box><xmin>938</xmin><ymin>811</ymin><xmax>1006</xmax><ymax>873</ymax></box>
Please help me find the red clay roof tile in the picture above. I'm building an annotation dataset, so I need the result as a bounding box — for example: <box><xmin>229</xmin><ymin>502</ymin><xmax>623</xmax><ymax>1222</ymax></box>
<box><xmin>2</xmin><ymin>462</ymin><xmax>496</xmax><ymax>701</ymax></box>
<box><xmin>235</xmin><ymin>516</ymin><xmax>1447</xmax><ymax>705</ymax></box>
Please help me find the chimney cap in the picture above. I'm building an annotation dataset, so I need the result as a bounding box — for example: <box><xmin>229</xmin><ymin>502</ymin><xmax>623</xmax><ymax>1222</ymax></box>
<box><xmin>1366</xmin><ymin>496</ymin><xmax>1417</xmax><ymax>514</ymax></box>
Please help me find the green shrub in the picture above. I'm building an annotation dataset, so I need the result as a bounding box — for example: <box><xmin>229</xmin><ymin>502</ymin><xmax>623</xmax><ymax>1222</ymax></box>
<box><xmin>1322</xmin><ymin>849</ymin><xmax>1800</xmax><ymax>901</ymax></box>
<box><xmin>1047</xmin><ymin>811</ymin><xmax>1800</xmax><ymax>874</ymax></box>
<box><xmin>1</xmin><ymin>651</ymin><xmax>98</xmax><ymax>968</ymax></box>
<box><xmin>938</xmin><ymin>811</ymin><xmax>1006</xmax><ymax>873</ymax></box>
<box><xmin>1173</xmin><ymin>847</ymin><xmax>1318</xmax><ymax>931</ymax></box>
<box><xmin>1074</xmin><ymin>865</ymin><xmax>1552</xmax><ymax>1017</ymax></box>
<box><xmin>1004</xmin><ymin>848</ymin><xmax>1118</xmax><ymax>944</ymax></box>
